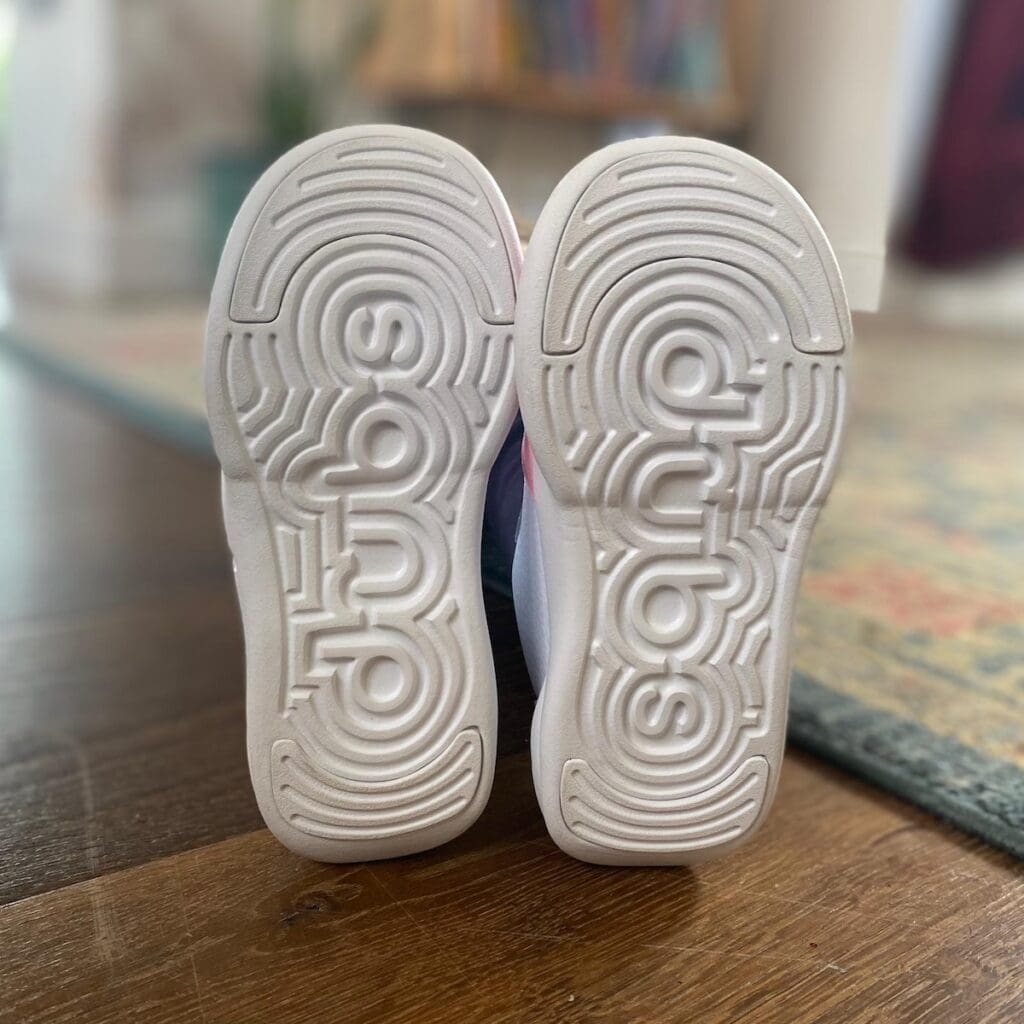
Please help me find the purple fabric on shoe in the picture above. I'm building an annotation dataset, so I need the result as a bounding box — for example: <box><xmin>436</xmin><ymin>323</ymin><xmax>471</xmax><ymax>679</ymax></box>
<box><xmin>483</xmin><ymin>415</ymin><xmax>524</xmax><ymax>575</ymax></box>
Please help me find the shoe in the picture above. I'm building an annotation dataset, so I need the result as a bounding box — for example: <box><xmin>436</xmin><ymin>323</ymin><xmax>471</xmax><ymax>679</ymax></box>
<box><xmin>512</xmin><ymin>137</ymin><xmax>852</xmax><ymax>866</ymax></box>
<box><xmin>206</xmin><ymin>126</ymin><xmax>521</xmax><ymax>861</ymax></box>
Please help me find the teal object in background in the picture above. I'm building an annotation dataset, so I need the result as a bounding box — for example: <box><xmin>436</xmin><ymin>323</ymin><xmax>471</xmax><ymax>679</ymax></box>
<box><xmin>200</xmin><ymin>152</ymin><xmax>269</xmax><ymax>284</ymax></box>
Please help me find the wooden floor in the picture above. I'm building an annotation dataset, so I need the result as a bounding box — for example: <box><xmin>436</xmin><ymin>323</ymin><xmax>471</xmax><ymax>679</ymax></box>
<box><xmin>0</xmin><ymin>358</ymin><xmax>1021</xmax><ymax>1024</ymax></box>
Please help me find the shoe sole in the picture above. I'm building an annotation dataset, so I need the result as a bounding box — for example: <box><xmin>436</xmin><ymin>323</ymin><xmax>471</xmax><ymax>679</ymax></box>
<box><xmin>516</xmin><ymin>137</ymin><xmax>852</xmax><ymax>866</ymax></box>
<box><xmin>205</xmin><ymin>126</ymin><xmax>521</xmax><ymax>861</ymax></box>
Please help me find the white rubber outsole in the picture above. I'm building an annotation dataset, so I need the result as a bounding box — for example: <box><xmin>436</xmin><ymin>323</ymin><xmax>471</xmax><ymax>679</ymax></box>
<box><xmin>516</xmin><ymin>137</ymin><xmax>852</xmax><ymax>866</ymax></box>
<box><xmin>205</xmin><ymin>126</ymin><xmax>521</xmax><ymax>861</ymax></box>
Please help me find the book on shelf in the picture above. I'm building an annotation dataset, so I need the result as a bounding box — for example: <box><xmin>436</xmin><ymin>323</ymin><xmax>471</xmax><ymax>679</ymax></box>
<box><xmin>361</xmin><ymin>0</ymin><xmax>752</xmax><ymax>125</ymax></box>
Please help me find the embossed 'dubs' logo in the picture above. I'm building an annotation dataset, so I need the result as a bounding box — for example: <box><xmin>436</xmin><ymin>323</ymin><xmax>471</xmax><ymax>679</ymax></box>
<box><xmin>345</xmin><ymin>302</ymin><xmax>421</xmax><ymax>370</ymax></box>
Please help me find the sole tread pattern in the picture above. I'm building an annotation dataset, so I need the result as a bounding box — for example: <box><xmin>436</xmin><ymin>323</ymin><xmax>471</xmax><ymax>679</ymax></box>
<box><xmin>518</xmin><ymin>139</ymin><xmax>851</xmax><ymax>865</ymax></box>
<box><xmin>206</xmin><ymin>127</ymin><xmax>519</xmax><ymax>860</ymax></box>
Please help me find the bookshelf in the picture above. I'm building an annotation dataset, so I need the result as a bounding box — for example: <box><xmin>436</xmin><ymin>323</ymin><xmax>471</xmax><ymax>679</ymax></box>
<box><xmin>361</xmin><ymin>0</ymin><xmax>761</xmax><ymax>134</ymax></box>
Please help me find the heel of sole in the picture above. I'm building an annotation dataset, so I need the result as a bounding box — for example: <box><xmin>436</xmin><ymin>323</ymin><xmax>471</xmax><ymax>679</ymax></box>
<box><xmin>560</xmin><ymin>755</ymin><xmax>769</xmax><ymax>862</ymax></box>
<box><xmin>264</xmin><ymin>729</ymin><xmax>484</xmax><ymax>861</ymax></box>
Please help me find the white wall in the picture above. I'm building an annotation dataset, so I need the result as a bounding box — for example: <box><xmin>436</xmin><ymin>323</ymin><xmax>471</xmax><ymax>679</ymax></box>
<box><xmin>4</xmin><ymin>0</ymin><xmax>268</xmax><ymax>298</ymax></box>
<box><xmin>752</xmin><ymin>0</ymin><xmax>907</xmax><ymax>312</ymax></box>
<box><xmin>5</xmin><ymin>0</ymin><xmax>115</xmax><ymax>296</ymax></box>
<box><xmin>889</xmin><ymin>0</ymin><xmax>963</xmax><ymax>231</ymax></box>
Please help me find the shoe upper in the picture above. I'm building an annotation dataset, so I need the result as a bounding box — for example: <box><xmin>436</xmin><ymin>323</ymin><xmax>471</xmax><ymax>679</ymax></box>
<box><xmin>509</xmin><ymin>436</ymin><xmax>549</xmax><ymax>696</ymax></box>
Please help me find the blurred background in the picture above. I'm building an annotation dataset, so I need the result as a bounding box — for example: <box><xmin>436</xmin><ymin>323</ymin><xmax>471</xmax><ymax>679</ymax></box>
<box><xmin>0</xmin><ymin>0</ymin><xmax>1019</xmax><ymax>433</ymax></box>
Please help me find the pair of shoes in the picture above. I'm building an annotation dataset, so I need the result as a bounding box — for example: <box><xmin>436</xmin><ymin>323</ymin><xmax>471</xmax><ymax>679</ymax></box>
<box><xmin>205</xmin><ymin>125</ymin><xmax>852</xmax><ymax>867</ymax></box>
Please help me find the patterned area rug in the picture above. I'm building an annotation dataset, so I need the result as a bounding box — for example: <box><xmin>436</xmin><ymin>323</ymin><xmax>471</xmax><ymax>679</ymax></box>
<box><xmin>791</xmin><ymin>321</ymin><xmax>1024</xmax><ymax>857</ymax></box>
<box><xmin>2</xmin><ymin>302</ymin><xmax>211</xmax><ymax>455</ymax></box>
<box><xmin>2</xmin><ymin>309</ymin><xmax>1021</xmax><ymax>857</ymax></box>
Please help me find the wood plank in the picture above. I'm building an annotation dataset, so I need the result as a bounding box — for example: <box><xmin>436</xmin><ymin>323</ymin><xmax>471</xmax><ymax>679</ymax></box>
<box><xmin>2</xmin><ymin>750</ymin><xmax>1021</xmax><ymax>1024</ymax></box>
<box><xmin>0</xmin><ymin>587</ymin><xmax>262</xmax><ymax>903</ymax></box>
<box><xmin>0</xmin><ymin>361</ymin><xmax>229</xmax><ymax>621</ymax></box>
<box><xmin>0</xmin><ymin>357</ymin><xmax>534</xmax><ymax>904</ymax></box>
<box><xmin>0</xmin><ymin>358</ymin><xmax>267</xmax><ymax>904</ymax></box>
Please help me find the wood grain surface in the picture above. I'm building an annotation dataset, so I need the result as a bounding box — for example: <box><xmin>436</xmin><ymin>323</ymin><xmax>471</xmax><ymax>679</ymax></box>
<box><xmin>0</xmin><ymin>357</ymin><xmax>1021</xmax><ymax>1023</ymax></box>
<box><xmin>3</xmin><ymin>751</ymin><xmax>1022</xmax><ymax>1024</ymax></box>
<box><xmin>0</xmin><ymin>364</ymin><xmax>261</xmax><ymax>904</ymax></box>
